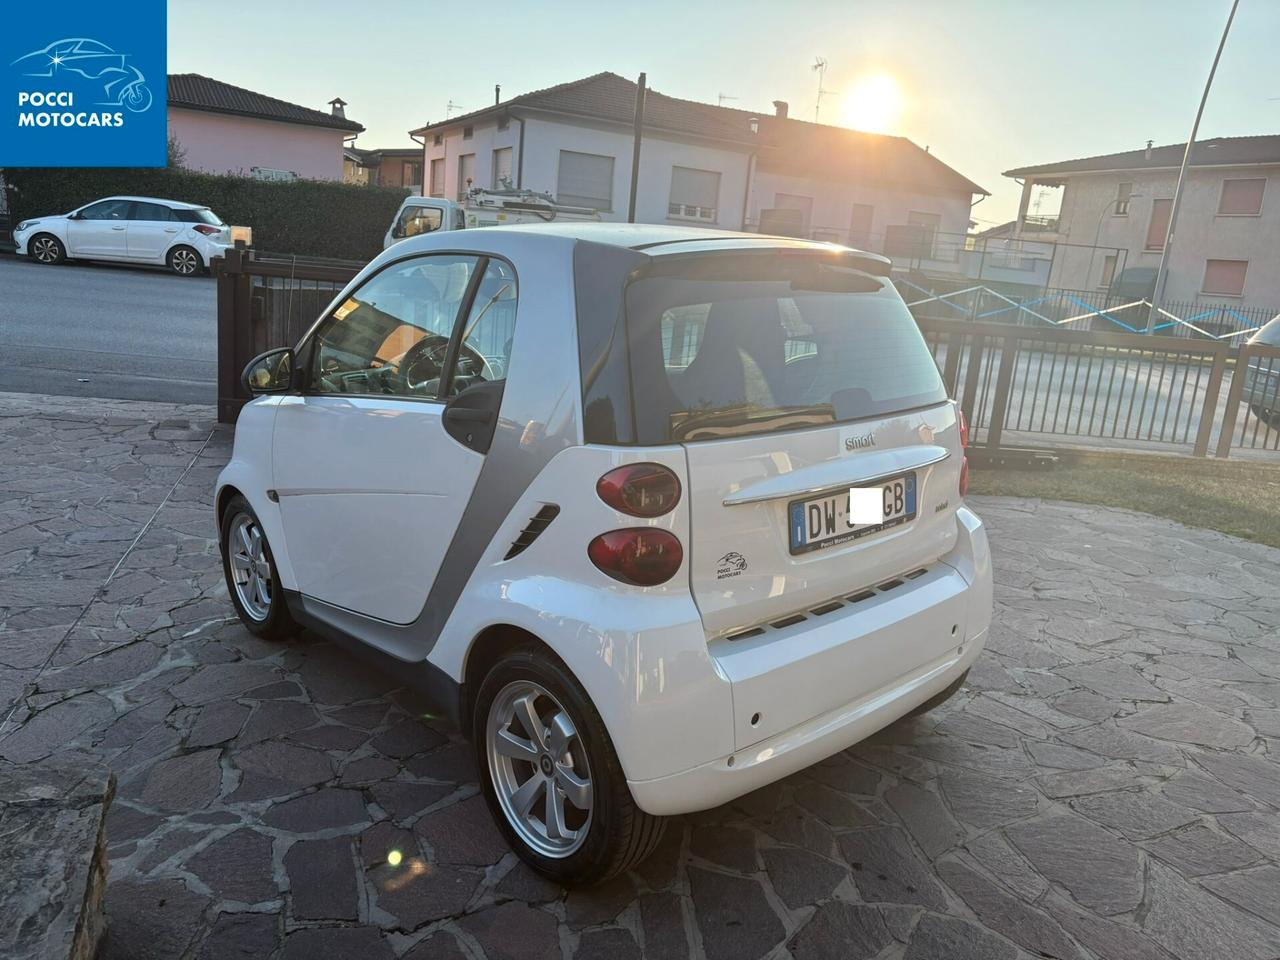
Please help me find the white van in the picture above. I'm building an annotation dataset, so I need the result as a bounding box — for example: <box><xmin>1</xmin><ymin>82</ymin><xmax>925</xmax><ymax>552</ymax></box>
<box><xmin>384</xmin><ymin>189</ymin><xmax>599</xmax><ymax>248</ymax></box>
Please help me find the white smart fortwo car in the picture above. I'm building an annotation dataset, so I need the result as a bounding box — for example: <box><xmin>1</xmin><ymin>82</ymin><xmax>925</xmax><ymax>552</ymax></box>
<box><xmin>216</xmin><ymin>223</ymin><xmax>992</xmax><ymax>884</ymax></box>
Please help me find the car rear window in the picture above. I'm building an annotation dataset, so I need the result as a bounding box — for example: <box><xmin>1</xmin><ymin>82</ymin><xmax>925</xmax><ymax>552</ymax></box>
<box><xmin>175</xmin><ymin>207</ymin><xmax>224</xmax><ymax>225</ymax></box>
<box><xmin>623</xmin><ymin>252</ymin><xmax>947</xmax><ymax>443</ymax></box>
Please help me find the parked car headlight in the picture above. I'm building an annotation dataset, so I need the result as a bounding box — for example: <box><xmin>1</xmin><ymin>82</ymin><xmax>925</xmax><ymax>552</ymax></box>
<box><xmin>16</xmin><ymin>220</ymin><xmax>39</xmax><ymax>232</ymax></box>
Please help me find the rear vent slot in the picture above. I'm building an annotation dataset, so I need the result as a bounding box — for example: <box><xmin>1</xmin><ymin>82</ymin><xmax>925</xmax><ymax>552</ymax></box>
<box><xmin>847</xmin><ymin>590</ymin><xmax>876</xmax><ymax>604</ymax></box>
<box><xmin>503</xmin><ymin>505</ymin><xmax>560</xmax><ymax>560</ymax></box>
<box><xmin>811</xmin><ymin>601</ymin><xmax>843</xmax><ymax>616</ymax></box>
<box><xmin>728</xmin><ymin>627</ymin><xmax>765</xmax><ymax>642</ymax></box>
<box><xmin>905</xmin><ymin>568</ymin><xmax>927</xmax><ymax>580</ymax></box>
<box><xmin>878</xmin><ymin>578</ymin><xmax>905</xmax><ymax>592</ymax></box>
<box><xmin>770</xmin><ymin>614</ymin><xmax>807</xmax><ymax>629</ymax></box>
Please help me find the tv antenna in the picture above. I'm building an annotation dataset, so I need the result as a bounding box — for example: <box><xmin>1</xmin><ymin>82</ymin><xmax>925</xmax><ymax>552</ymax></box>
<box><xmin>718</xmin><ymin>93</ymin><xmax>739</xmax><ymax>107</ymax></box>
<box><xmin>812</xmin><ymin>58</ymin><xmax>835</xmax><ymax>123</ymax></box>
<box><xmin>446</xmin><ymin>100</ymin><xmax>465</xmax><ymax>117</ymax></box>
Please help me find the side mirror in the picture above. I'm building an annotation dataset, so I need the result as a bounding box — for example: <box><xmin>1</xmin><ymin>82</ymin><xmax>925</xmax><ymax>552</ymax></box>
<box><xmin>391</xmin><ymin>222</ymin><xmax>405</xmax><ymax>239</ymax></box>
<box><xmin>242</xmin><ymin>347</ymin><xmax>295</xmax><ymax>394</ymax></box>
<box><xmin>68</xmin><ymin>211</ymin><xmax>82</xmax><ymax>220</ymax></box>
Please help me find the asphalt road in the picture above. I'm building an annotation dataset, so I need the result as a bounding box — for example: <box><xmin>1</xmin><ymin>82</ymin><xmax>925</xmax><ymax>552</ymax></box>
<box><xmin>0</xmin><ymin>253</ymin><xmax>216</xmax><ymax>403</ymax></box>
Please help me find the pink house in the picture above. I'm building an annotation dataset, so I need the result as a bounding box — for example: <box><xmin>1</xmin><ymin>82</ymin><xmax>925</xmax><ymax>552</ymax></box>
<box><xmin>167</xmin><ymin>74</ymin><xmax>364</xmax><ymax>181</ymax></box>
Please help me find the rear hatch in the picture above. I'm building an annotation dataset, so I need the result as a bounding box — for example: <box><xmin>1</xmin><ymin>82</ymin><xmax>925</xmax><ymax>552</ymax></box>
<box><xmin>623</xmin><ymin>248</ymin><xmax>962</xmax><ymax>637</ymax></box>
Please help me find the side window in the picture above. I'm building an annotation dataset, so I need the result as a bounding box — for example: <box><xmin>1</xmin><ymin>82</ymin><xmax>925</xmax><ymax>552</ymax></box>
<box><xmin>444</xmin><ymin>259</ymin><xmax>518</xmax><ymax>393</ymax></box>
<box><xmin>132</xmin><ymin>202</ymin><xmax>176</xmax><ymax>222</ymax></box>
<box><xmin>398</xmin><ymin>206</ymin><xmax>443</xmax><ymax>238</ymax></box>
<box><xmin>306</xmin><ymin>255</ymin><xmax>482</xmax><ymax>399</ymax></box>
<box><xmin>79</xmin><ymin>199</ymin><xmax>132</xmax><ymax>221</ymax></box>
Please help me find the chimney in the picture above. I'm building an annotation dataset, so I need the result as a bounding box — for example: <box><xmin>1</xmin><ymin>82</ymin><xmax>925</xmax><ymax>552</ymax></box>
<box><xmin>495</xmin><ymin>84</ymin><xmax>501</xmax><ymax>105</ymax></box>
<box><xmin>1145</xmin><ymin>139</ymin><xmax>1153</xmax><ymax>159</ymax></box>
<box><xmin>772</xmin><ymin>99</ymin><xmax>789</xmax><ymax>119</ymax></box>
<box><xmin>328</xmin><ymin>97</ymin><xmax>347</xmax><ymax>119</ymax></box>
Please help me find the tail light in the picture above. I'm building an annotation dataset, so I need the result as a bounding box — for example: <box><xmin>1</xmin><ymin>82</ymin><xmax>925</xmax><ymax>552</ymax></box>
<box><xmin>596</xmin><ymin>463</ymin><xmax>681</xmax><ymax>517</ymax></box>
<box><xmin>958</xmin><ymin>409</ymin><xmax>970</xmax><ymax>498</ymax></box>
<box><xmin>193</xmin><ymin>224</ymin><xmax>221</xmax><ymax>236</ymax></box>
<box><xmin>588</xmin><ymin>529</ymin><xmax>683</xmax><ymax>586</ymax></box>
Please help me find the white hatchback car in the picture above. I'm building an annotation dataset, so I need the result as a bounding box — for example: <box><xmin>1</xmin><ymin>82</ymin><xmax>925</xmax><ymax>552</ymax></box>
<box><xmin>216</xmin><ymin>223</ymin><xmax>992</xmax><ymax>884</ymax></box>
<box><xmin>14</xmin><ymin>195</ymin><xmax>231</xmax><ymax>275</ymax></box>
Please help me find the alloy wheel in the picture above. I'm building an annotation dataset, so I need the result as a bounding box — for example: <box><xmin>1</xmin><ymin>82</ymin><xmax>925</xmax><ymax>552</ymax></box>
<box><xmin>228</xmin><ymin>513</ymin><xmax>272</xmax><ymax>621</ymax></box>
<box><xmin>32</xmin><ymin>237</ymin><xmax>60</xmax><ymax>263</ymax></box>
<box><xmin>172</xmin><ymin>248</ymin><xmax>199</xmax><ymax>275</ymax></box>
<box><xmin>486</xmin><ymin>680</ymin><xmax>594</xmax><ymax>858</ymax></box>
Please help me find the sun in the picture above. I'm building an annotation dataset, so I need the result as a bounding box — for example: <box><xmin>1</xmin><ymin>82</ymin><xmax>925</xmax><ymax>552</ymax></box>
<box><xmin>840</xmin><ymin>74</ymin><xmax>901</xmax><ymax>134</ymax></box>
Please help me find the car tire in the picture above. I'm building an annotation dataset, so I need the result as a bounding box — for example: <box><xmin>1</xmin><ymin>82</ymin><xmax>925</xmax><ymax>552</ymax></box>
<box><xmin>28</xmin><ymin>233</ymin><xmax>66</xmax><ymax>265</ymax></box>
<box><xmin>167</xmin><ymin>245</ymin><xmax>203</xmax><ymax>276</ymax></box>
<box><xmin>473</xmin><ymin>644</ymin><xmax>665</xmax><ymax>885</ymax></box>
<box><xmin>905</xmin><ymin>667</ymin><xmax>970</xmax><ymax>718</ymax></box>
<box><xmin>219</xmin><ymin>495</ymin><xmax>297</xmax><ymax>641</ymax></box>
<box><xmin>1250</xmin><ymin>404</ymin><xmax>1280</xmax><ymax>429</ymax></box>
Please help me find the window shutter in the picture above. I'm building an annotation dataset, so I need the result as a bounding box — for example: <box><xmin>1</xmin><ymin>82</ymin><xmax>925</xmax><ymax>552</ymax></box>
<box><xmin>458</xmin><ymin>154</ymin><xmax>475</xmax><ymax>199</ymax></box>
<box><xmin>492</xmin><ymin>147</ymin><xmax>513</xmax><ymax>188</ymax></box>
<box><xmin>669</xmin><ymin>167</ymin><xmax>720</xmax><ymax>209</ymax></box>
<box><xmin>1203</xmin><ymin>259</ymin><xmax>1247</xmax><ymax>296</ymax></box>
<box><xmin>1146</xmin><ymin>199</ymin><xmax>1172</xmax><ymax>250</ymax></box>
<box><xmin>557</xmin><ymin>151</ymin><xmax>614</xmax><ymax>209</ymax></box>
<box><xmin>1219</xmin><ymin>179</ymin><xmax>1265</xmax><ymax>216</ymax></box>
<box><xmin>430</xmin><ymin>159</ymin><xmax>445</xmax><ymax>196</ymax></box>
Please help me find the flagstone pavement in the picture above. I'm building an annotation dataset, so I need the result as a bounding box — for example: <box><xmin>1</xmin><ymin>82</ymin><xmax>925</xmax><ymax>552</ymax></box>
<box><xmin>2</xmin><ymin>391</ymin><xmax>1280</xmax><ymax>960</ymax></box>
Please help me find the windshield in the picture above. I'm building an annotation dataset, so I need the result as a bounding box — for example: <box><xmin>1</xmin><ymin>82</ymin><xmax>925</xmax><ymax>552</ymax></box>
<box><xmin>624</xmin><ymin>253</ymin><xmax>947</xmax><ymax>443</ymax></box>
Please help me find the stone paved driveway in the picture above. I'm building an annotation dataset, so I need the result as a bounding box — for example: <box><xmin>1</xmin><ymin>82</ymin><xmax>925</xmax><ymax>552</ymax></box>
<box><xmin>2</xmin><ymin>392</ymin><xmax>1280</xmax><ymax>960</ymax></box>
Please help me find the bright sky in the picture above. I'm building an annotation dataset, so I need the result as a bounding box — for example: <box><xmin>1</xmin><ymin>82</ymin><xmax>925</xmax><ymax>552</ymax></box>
<box><xmin>169</xmin><ymin>0</ymin><xmax>1279</xmax><ymax>227</ymax></box>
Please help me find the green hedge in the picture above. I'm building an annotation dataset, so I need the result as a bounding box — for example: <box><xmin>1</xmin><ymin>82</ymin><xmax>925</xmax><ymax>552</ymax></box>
<box><xmin>3</xmin><ymin>167</ymin><xmax>408</xmax><ymax>261</ymax></box>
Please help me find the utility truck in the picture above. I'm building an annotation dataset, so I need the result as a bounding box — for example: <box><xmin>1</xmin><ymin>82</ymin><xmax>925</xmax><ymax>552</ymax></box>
<box><xmin>384</xmin><ymin>187</ymin><xmax>599</xmax><ymax>248</ymax></box>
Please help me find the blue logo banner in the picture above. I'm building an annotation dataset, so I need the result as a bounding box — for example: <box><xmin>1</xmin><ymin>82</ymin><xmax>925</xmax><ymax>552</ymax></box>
<box><xmin>2</xmin><ymin>0</ymin><xmax>167</xmax><ymax>167</ymax></box>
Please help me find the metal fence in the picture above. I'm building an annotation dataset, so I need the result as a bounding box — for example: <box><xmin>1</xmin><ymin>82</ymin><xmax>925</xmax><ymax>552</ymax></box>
<box><xmin>920</xmin><ymin>317</ymin><xmax>1280</xmax><ymax>459</ymax></box>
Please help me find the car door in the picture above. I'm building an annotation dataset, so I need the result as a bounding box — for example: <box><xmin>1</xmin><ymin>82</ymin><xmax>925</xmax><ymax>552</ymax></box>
<box><xmin>66</xmin><ymin>199</ymin><xmax>132</xmax><ymax>258</ymax></box>
<box><xmin>127</xmin><ymin>201</ymin><xmax>181</xmax><ymax>261</ymax></box>
<box><xmin>271</xmin><ymin>252</ymin><xmax>516</xmax><ymax>624</ymax></box>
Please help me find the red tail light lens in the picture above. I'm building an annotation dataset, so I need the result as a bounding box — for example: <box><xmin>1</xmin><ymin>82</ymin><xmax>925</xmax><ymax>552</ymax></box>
<box><xmin>596</xmin><ymin>463</ymin><xmax>681</xmax><ymax>517</ymax></box>
<box><xmin>958</xmin><ymin>409</ymin><xmax>970</xmax><ymax>449</ymax></box>
<box><xmin>588</xmin><ymin>529</ymin><xmax>683</xmax><ymax>586</ymax></box>
<box><xmin>958</xmin><ymin>409</ymin><xmax>970</xmax><ymax>498</ymax></box>
<box><xmin>193</xmin><ymin>224</ymin><xmax>221</xmax><ymax>236</ymax></box>
<box><xmin>959</xmin><ymin>455</ymin><xmax>970</xmax><ymax>498</ymax></box>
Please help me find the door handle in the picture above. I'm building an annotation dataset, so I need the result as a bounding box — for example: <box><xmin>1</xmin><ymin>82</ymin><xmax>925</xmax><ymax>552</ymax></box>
<box><xmin>111</xmin><ymin>225</ymin><xmax>126</xmax><ymax>230</ymax></box>
<box><xmin>164</xmin><ymin>228</ymin><xmax>178</xmax><ymax>233</ymax></box>
<box><xmin>444</xmin><ymin>407</ymin><xmax>493</xmax><ymax>424</ymax></box>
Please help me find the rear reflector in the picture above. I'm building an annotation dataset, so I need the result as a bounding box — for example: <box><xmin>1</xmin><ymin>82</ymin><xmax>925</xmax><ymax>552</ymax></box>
<box><xmin>588</xmin><ymin>528</ymin><xmax>683</xmax><ymax>586</ymax></box>
<box><xmin>958</xmin><ymin>409</ymin><xmax>970</xmax><ymax>498</ymax></box>
<box><xmin>596</xmin><ymin>463</ymin><xmax>681</xmax><ymax>517</ymax></box>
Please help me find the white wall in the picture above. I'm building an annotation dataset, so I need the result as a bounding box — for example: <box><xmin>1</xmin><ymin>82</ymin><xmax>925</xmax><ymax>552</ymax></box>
<box><xmin>748</xmin><ymin>170</ymin><xmax>973</xmax><ymax>247</ymax></box>
<box><xmin>168</xmin><ymin>108</ymin><xmax>347</xmax><ymax>181</ymax></box>
<box><xmin>1046</xmin><ymin>165</ymin><xmax>1280</xmax><ymax>312</ymax></box>
<box><xmin>423</xmin><ymin>115</ymin><xmax>752</xmax><ymax>227</ymax></box>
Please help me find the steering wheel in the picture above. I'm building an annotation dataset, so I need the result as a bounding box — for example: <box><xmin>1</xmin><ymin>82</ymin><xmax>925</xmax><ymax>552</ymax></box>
<box><xmin>400</xmin><ymin>334</ymin><xmax>487</xmax><ymax>392</ymax></box>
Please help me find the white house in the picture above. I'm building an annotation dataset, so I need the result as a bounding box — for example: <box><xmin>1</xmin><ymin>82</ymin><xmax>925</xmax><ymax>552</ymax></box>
<box><xmin>409</xmin><ymin>73</ymin><xmax>985</xmax><ymax>267</ymax></box>
<box><xmin>1005</xmin><ymin>137</ymin><xmax>1280</xmax><ymax>317</ymax></box>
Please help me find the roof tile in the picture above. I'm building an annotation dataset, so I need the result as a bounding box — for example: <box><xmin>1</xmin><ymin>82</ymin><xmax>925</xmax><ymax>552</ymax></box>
<box><xmin>168</xmin><ymin>74</ymin><xmax>364</xmax><ymax>132</ymax></box>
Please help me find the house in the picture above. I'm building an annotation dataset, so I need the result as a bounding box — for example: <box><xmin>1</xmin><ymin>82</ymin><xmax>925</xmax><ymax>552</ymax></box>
<box><xmin>1005</xmin><ymin>137</ymin><xmax>1280</xmax><ymax>315</ymax></box>
<box><xmin>343</xmin><ymin>147</ymin><xmax>423</xmax><ymax>191</ymax></box>
<box><xmin>168</xmin><ymin>75</ymin><xmax>364</xmax><ymax>181</ymax></box>
<box><xmin>407</xmin><ymin>72</ymin><xmax>984</xmax><ymax>267</ymax></box>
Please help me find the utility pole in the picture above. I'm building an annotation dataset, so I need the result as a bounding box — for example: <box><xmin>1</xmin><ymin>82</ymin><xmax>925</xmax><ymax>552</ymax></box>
<box><xmin>812</xmin><ymin>58</ymin><xmax>834</xmax><ymax>123</ymax></box>
<box><xmin>627</xmin><ymin>73</ymin><xmax>647</xmax><ymax>223</ymax></box>
<box><xmin>1148</xmin><ymin>0</ymin><xmax>1239</xmax><ymax>332</ymax></box>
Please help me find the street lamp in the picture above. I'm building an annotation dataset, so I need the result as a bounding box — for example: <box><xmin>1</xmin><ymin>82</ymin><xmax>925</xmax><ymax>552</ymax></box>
<box><xmin>1148</xmin><ymin>0</ymin><xmax>1240</xmax><ymax>331</ymax></box>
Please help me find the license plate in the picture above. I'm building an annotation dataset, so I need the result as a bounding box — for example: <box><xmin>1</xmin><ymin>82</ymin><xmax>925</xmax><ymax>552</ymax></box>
<box><xmin>788</xmin><ymin>473</ymin><xmax>917</xmax><ymax>555</ymax></box>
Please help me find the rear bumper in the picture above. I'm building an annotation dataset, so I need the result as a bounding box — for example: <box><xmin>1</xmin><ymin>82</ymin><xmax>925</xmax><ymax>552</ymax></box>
<box><xmin>625</xmin><ymin>505</ymin><xmax>992</xmax><ymax>816</ymax></box>
<box><xmin>628</xmin><ymin>629</ymin><xmax>985</xmax><ymax>816</ymax></box>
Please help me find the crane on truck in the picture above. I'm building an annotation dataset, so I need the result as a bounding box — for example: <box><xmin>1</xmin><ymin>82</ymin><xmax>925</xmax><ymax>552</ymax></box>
<box><xmin>384</xmin><ymin>184</ymin><xmax>600</xmax><ymax>248</ymax></box>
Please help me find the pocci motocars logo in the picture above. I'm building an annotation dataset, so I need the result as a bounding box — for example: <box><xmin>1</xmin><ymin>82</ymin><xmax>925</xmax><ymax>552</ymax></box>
<box><xmin>3</xmin><ymin>2</ymin><xmax>166</xmax><ymax>167</ymax></box>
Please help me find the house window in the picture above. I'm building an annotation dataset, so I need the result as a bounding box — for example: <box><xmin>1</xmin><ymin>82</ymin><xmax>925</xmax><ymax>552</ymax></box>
<box><xmin>1219</xmin><ymin>178</ymin><xmax>1265</xmax><ymax>216</ymax></box>
<box><xmin>463</xmin><ymin>126</ymin><xmax>474</xmax><ymax>140</ymax></box>
<box><xmin>404</xmin><ymin>161</ymin><xmax>423</xmax><ymax>187</ymax></box>
<box><xmin>457</xmin><ymin>153</ymin><xmax>475</xmax><ymax>199</ymax></box>
<box><xmin>1202</xmin><ymin>259</ymin><xmax>1247</xmax><ymax>296</ymax></box>
<box><xmin>907</xmin><ymin>210</ymin><xmax>941</xmax><ymax>256</ymax></box>
<box><xmin>429</xmin><ymin>158</ymin><xmax>445</xmax><ymax>197</ymax></box>
<box><xmin>497</xmin><ymin>117</ymin><xmax>510</xmax><ymax>131</ymax></box>
<box><xmin>433</xmin><ymin>133</ymin><xmax>443</xmax><ymax>146</ymax></box>
<box><xmin>1115</xmin><ymin>182</ymin><xmax>1132</xmax><ymax>216</ymax></box>
<box><xmin>492</xmin><ymin>147</ymin><xmax>513</xmax><ymax>189</ymax></box>
<box><xmin>668</xmin><ymin>166</ymin><xmax>721</xmax><ymax>222</ymax></box>
<box><xmin>848</xmin><ymin>203</ymin><xmax>874</xmax><ymax>247</ymax></box>
<box><xmin>1099</xmin><ymin>254</ymin><xmax>1118</xmax><ymax>290</ymax></box>
<box><xmin>774</xmin><ymin>193</ymin><xmax>814</xmax><ymax>231</ymax></box>
<box><xmin>1145</xmin><ymin>199</ymin><xmax>1172</xmax><ymax>250</ymax></box>
<box><xmin>557</xmin><ymin>150</ymin><xmax>614</xmax><ymax>210</ymax></box>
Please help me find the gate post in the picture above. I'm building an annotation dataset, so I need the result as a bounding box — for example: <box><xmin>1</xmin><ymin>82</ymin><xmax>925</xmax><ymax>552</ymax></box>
<box><xmin>215</xmin><ymin>246</ymin><xmax>251</xmax><ymax>425</ymax></box>
<box><xmin>983</xmin><ymin>334</ymin><xmax>1020</xmax><ymax>453</ymax></box>
<box><xmin>1193</xmin><ymin>343</ymin><xmax>1228</xmax><ymax>457</ymax></box>
<box><xmin>1215</xmin><ymin>343</ymin><xmax>1252</xmax><ymax>459</ymax></box>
